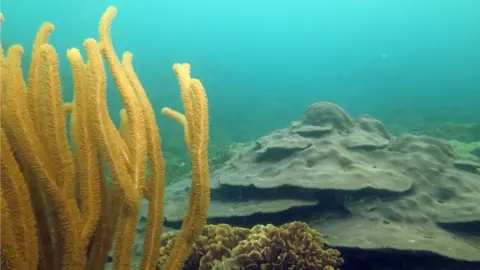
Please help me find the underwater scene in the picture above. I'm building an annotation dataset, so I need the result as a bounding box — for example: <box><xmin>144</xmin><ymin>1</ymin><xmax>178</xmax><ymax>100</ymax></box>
<box><xmin>1</xmin><ymin>0</ymin><xmax>479</xmax><ymax>269</ymax></box>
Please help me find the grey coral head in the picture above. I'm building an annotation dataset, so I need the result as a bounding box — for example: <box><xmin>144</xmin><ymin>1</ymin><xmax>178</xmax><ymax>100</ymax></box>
<box><xmin>302</xmin><ymin>102</ymin><xmax>354</xmax><ymax>133</ymax></box>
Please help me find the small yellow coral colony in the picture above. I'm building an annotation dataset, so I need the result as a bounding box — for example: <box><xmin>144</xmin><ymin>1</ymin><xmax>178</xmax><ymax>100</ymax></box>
<box><xmin>157</xmin><ymin>222</ymin><xmax>344</xmax><ymax>270</ymax></box>
<box><xmin>0</xmin><ymin>6</ymin><xmax>210</xmax><ymax>270</ymax></box>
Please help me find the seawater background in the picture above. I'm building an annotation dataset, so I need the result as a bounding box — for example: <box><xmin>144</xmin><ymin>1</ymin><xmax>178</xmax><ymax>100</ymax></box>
<box><xmin>2</xmin><ymin>0</ymin><xmax>479</xmax><ymax>159</ymax></box>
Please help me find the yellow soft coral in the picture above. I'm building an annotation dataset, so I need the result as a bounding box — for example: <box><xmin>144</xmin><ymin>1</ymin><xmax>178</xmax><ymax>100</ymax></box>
<box><xmin>0</xmin><ymin>6</ymin><xmax>210</xmax><ymax>270</ymax></box>
<box><xmin>161</xmin><ymin>63</ymin><xmax>211</xmax><ymax>270</ymax></box>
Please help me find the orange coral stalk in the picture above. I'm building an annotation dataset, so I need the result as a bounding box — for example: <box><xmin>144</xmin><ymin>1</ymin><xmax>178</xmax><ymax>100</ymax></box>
<box><xmin>162</xmin><ymin>64</ymin><xmax>211</xmax><ymax>270</ymax></box>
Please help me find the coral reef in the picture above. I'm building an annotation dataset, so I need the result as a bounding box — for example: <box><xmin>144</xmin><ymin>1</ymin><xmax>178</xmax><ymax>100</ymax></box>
<box><xmin>410</xmin><ymin>122</ymin><xmax>480</xmax><ymax>143</ymax></box>
<box><xmin>376</xmin><ymin>103</ymin><xmax>479</xmax><ymax>142</ymax></box>
<box><xmin>157</xmin><ymin>222</ymin><xmax>343</xmax><ymax>270</ymax></box>
<box><xmin>450</xmin><ymin>140</ymin><xmax>480</xmax><ymax>162</ymax></box>
<box><xmin>164</xmin><ymin>102</ymin><xmax>480</xmax><ymax>265</ymax></box>
<box><xmin>1</xmin><ymin>6</ymin><xmax>210</xmax><ymax>270</ymax></box>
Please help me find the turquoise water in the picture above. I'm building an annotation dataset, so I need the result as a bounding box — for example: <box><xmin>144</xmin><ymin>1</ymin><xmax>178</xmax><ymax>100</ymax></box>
<box><xmin>2</xmin><ymin>0</ymin><xmax>479</xmax><ymax>150</ymax></box>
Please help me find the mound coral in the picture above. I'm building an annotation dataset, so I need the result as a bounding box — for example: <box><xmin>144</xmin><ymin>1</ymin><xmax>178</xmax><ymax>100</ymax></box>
<box><xmin>157</xmin><ymin>222</ymin><xmax>343</xmax><ymax>270</ymax></box>
<box><xmin>1</xmin><ymin>6</ymin><xmax>210</xmax><ymax>270</ymax></box>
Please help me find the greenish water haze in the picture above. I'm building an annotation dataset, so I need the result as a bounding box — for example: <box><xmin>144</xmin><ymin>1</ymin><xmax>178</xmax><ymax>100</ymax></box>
<box><xmin>2</xmin><ymin>0</ymin><xmax>479</xmax><ymax>156</ymax></box>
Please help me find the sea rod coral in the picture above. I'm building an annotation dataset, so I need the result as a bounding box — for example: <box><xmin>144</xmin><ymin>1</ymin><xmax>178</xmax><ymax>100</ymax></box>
<box><xmin>0</xmin><ymin>6</ymin><xmax>210</xmax><ymax>270</ymax></box>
